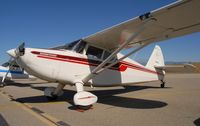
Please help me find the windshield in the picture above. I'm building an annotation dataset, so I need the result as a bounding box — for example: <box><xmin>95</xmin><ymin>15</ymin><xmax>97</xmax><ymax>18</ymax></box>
<box><xmin>63</xmin><ymin>40</ymin><xmax>80</xmax><ymax>50</ymax></box>
<box><xmin>52</xmin><ymin>39</ymin><xmax>87</xmax><ymax>54</ymax></box>
<box><xmin>51</xmin><ymin>39</ymin><xmax>80</xmax><ymax>50</ymax></box>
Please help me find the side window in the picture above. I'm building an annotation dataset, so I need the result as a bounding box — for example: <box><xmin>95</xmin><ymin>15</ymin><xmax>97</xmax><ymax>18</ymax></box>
<box><xmin>86</xmin><ymin>46</ymin><xmax>103</xmax><ymax>60</ymax></box>
<box><xmin>103</xmin><ymin>51</ymin><xmax>117</xmax><ymax>62</ymax></box>
<box><xmin>103</xmin><ymin>51</ymin><xmax>111</xmax><ymax>60</ymax></box>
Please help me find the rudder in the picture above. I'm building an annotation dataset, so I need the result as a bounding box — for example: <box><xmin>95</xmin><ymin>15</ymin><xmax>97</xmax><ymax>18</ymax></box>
<box><xmin>146</xmin><ymin>45</ymin><xmax>165</xmax><ymax>70</ymax></box>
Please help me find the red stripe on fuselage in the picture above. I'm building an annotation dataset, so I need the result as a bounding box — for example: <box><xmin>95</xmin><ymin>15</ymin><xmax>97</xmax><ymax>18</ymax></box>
<box><xmin>37</xmin><ymin>55</ymin><xmax>119</xmax><ymax>71</ymax></box>
<box><xmin>121</xmin><ymin>61</ymin><xmax>160</xmax><ymax>75</ymax></box>
<box><xmin>31</xmin><ymin>51</ymin><xmax>164</xmax><ymax>75</ymax></box>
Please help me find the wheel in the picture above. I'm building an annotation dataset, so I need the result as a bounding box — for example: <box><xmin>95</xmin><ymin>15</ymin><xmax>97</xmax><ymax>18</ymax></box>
<box><xmin>44</xmin><ymin>87</ymin><xmax>58</xmax><ymax>101</ymax></box>
<box><xmin>160</xmin><ymin>82</ymin><xmax>165</xmax><ymax>88</ymax></box>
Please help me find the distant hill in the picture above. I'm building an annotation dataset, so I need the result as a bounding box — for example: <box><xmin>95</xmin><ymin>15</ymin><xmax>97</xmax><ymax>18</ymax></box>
<box><xmin>192</xmin><ymin>62</ymin><xmax>200</xmax><ymax>72</ymax></box>
<box><xmin>165</xmin><ymin>61</ymin><xmax>191</xmax><ymax>65</ymax></box>
<box><xmin>165</xmin><ymin>62</ymin><xmax>200</xmax><ymax>72</ymax></box>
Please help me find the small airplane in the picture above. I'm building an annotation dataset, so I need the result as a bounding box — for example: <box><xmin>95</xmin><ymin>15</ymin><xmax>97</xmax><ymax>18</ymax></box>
<box><xmin>0</xmin><ymin>60</ymin><xmax>35</xmax><ymax>87</ymax></box>
<box><xmin>6</xmin><ymin>0</ymin><xmax>200</xmax><ymax>108</ymax></box>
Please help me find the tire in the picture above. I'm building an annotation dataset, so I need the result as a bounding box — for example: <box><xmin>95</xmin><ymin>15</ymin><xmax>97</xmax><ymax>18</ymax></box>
<box><xmin>44</xmin><ymin>87</ymin><xmax>58</xmax><ymax>101</ymax></box>
<box><xmin>161</xmin><ymin>83</ymin><xmax>165</xmax><ymax>88</ymax></box>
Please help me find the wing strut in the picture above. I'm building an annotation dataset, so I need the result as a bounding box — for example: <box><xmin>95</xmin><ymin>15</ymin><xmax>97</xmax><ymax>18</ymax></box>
<box><xmin>98</xmin><ymin>43</ymin><xmax>148</xmax><ymax>74</ymax></box>
<box><xmin>82</xmin><ymin>18</ymin><xmax>156</xmax><ymax>83</ymax></box>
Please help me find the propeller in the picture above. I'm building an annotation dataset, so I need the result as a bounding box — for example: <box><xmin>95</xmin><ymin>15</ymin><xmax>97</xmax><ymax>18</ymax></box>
<box><xmin>7</xmin><ymin>42</ymin><xmax>25</xmax><ymax>58</ymax></box>
<box><xmin>2</xmin><ymin>43</ymin><xmax>25</xmax><ymax>85</ymax></box>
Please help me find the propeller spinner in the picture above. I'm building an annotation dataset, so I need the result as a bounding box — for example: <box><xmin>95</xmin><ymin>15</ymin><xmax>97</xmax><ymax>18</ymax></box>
<box><xmin>7</xmin><ymin>42</ymin><xmax>25</xmax><ymax>58</ymax></box>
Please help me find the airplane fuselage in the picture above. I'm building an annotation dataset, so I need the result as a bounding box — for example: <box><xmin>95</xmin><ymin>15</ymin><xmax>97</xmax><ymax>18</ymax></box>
<box><xmin>16</xmin><ymin>48</ymin><xmax>164</xmax><ymax>86</ymax></box>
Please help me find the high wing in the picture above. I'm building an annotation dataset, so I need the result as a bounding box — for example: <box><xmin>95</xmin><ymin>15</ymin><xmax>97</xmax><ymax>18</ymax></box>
<box><xmin>83</xmin><ymin>0</ymin><xmax>200</xmax><ymax>51</ymax></box>
<box><xmin>155</xmin><ymin>64</ymin><xmax>199</xmax><ymax>73</ymax></box>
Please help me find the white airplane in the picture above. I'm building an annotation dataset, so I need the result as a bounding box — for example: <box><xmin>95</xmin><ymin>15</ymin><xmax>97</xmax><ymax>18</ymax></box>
<box><xmin>0</xmin><ymin>60</ymin><xmax>35</xmax><ymax>87</ymax></box>
<box><xmin>6</xmin><ymin>0</ymin><xmax>200</xmax><ymax>108</ymax></box>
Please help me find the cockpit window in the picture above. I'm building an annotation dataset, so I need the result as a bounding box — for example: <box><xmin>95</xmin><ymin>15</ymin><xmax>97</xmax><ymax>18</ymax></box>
<box><xmin>73</xmin><ymin>41</ymin><xmax>86</xmax><ymax>53</ymax></box>
<box><xmin>102</xmin><ymin>50</ymin><xmax>117</xmax><ymax>62</ymax></box>
<box><xmin>51</xmin><ymin>40</ymin><xmax>80</xmax><ymax>50</ymax></box>
<box><xmin>51</xmin><ymin>40</ymin><xmax>87</xmax><ymax>54</ymax></box>
<box><xmin>103</xmin><ymin>51</ymin><xmax>111</xmax><ymax>60</ymax></box>
<box><xmin>86</xmin><ymin>46</ymin><xmax>103</xmax><ymax>60</ymax></box>
<box><xmin>64</xmin><ymin>40</ymin><xmax>80</xmax><ymax>50</ymax></box>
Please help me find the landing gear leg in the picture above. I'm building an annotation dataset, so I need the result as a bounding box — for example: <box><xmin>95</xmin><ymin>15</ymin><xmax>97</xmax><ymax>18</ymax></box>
<box><xmin>44</xmin><ymin>83</ymin><xmax>65</xmax><ymax>101</ymax></box>
<box><xmin>160</xmin><ymin>80</ymin><xmax>165</xmax><ymax>88</ymax></box>
<box><xmin>73</xmin><ymin>82</ymin><xmax>97</xmax><ymax>110</ymax></box>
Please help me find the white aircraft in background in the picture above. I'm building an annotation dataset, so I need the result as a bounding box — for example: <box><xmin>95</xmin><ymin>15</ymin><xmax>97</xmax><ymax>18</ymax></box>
<box><xmin>6</xmin><ymin>0</ymin><xmax>200</xmax><ymax>109</ymax></box>
<box><xmin>0</xmin><ymin>60</ymin><xmax>35</xmax><ymax>87</ymax></box>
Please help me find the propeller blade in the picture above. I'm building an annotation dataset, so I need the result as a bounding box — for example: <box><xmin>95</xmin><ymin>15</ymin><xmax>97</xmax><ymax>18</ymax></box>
<box><xmin>15</xmin><ymin>42</ymin><xmax>25</xmax><ymax>57</ymax></box>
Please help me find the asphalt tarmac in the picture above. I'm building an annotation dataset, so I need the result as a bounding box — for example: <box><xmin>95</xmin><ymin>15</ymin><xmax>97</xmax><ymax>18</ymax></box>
<box><xmin>0</xmin><ymin>74</ymin><xmax>200</xmax><ymax>126</ymax></box>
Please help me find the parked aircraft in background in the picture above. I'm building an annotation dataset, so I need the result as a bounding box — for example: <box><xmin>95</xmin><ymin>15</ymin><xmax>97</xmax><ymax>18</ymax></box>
<box><xmin>0</xmin><ymin>60</ymin><xmax>35</xmax><ymax>87</ymax></box>
<box><xmin>6</xmin><ymin>0</ymin><xmax>200</xmax><ymax>109</ymax></box>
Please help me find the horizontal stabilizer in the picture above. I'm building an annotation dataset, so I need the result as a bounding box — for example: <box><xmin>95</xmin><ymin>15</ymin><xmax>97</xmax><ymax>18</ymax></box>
<box><xmin>155</xmin><ymin>64</ymin><xmax>199</xmax><ymax>73</ymax></box>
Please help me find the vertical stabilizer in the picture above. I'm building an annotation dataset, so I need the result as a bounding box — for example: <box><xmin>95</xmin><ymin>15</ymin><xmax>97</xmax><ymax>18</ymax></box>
<box><xmin>146</xmin><ymin>45</ymin><xmax>165</xmax><ymax>70</ymax></box>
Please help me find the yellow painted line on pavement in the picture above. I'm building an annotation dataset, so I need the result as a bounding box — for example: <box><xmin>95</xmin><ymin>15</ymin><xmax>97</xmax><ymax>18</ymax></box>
<box><xmin>31</xmin><ymin>101</ymin><xmax>67</xmax><ymax>105</ymax></box>
<box><xmin>15</xmin><ymin>101</ymin><xmax>58</xmax><ymax>126</ymax></box>
<box><xmin>0</xmin><ymin>90</ymin><xmax>70</xmax><ymax>126</ymax></box>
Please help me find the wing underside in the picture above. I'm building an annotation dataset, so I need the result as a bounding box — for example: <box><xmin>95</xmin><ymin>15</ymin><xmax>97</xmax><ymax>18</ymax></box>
<box><xmin>83</xmin><ymin>0</ymin><xmax>200</xmax><ymax>51</ymax></box>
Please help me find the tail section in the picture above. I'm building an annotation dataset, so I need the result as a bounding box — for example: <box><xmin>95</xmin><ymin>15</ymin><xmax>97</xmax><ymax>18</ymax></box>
<box><xmin>146</xmin><ymin>45</ymin><xmax>165</xmax><ymax>70</ymax></box>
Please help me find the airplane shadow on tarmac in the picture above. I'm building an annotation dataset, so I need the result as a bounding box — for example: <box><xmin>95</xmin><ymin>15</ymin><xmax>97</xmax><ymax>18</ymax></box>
<box><xmin>194</xmin><ymin>118</ymin><xmax>200</xmax><ymax>126</ymax></box>
<box><xmin>14</xmin><ymin>83</ymin><xmax>169</xmax><ymax>109</ymax></box>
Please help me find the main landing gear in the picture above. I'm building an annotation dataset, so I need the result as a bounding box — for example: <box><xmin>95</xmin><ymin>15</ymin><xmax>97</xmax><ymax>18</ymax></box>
<box><xmin>160</xmin><ymin>80</ymin><xmax>165</xmax><ymax>88</ymax></box>
<box><xmin>44</xmin><ymin>82</ymin><xmax>97</xmax><ymax>110</ymax></box>
<box><xmin>73</xmin><ymin>82</ymin><xmax>97</xmax><ymax>110</ymax></box>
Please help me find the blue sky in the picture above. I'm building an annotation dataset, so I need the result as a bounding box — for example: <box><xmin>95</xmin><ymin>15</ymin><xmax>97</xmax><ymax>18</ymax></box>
<box><xmin>0</xmin><ymin>0</ymin><xmax>199</xmax><ymax>64</ymax></box>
